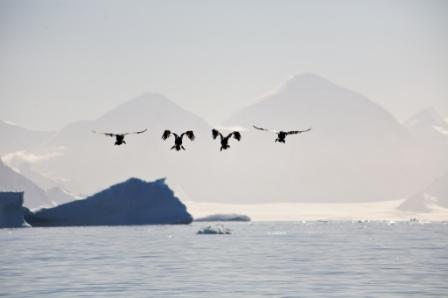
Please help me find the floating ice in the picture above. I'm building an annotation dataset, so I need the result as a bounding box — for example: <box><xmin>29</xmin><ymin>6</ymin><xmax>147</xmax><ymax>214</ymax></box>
<box><xmin>197</xmin><ymin>224</ymin><xmax>231</xmax><ymax>235</ymax></box>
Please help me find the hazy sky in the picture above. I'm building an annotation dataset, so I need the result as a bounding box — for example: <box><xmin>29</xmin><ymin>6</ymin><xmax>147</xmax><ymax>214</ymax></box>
<box><xmin>1</xmin><ymin>0</ymin><xmax>447</xmax><ymax>130</ymax></box>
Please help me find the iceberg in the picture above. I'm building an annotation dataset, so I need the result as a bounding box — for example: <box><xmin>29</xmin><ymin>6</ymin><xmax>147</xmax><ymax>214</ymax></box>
<box><xmin>0</xmin><ymin>192</ymin><xmax>27</xmax><ymax>228</ymax></box>
<box><xmin>24</xmin><ymin>178</ymin><xmax>193</xmax><ymax>226</ymax></box>
<box><xmin>197</xmin><ymin>224</ymin><xmax>231</xmax><ymax>235</ymax></box>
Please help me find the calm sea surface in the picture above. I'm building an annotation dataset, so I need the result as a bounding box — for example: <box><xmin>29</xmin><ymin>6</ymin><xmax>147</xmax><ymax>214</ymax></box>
<box><xmin>1</xmin><ymin>221</ymin><xmax>447</xmax><ymax>297</ymax></box>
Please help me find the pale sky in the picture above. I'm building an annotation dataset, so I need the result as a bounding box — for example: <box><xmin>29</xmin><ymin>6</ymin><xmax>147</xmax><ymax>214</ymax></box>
<box><xmin>1</xmin><ymin>0</ymin><xmax>447</xmax><ymax>130</ymax></box>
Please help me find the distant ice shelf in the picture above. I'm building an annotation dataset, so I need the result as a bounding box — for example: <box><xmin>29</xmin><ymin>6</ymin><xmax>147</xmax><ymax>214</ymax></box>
<box><xmin>195</xmin><ymin>213</ymin><xmax>251</xmax><ymax>222</ymax></box>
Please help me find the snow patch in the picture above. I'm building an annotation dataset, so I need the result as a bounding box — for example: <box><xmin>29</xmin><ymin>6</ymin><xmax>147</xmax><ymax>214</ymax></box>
<box><xmin>433</xmin><ymin>125</ymin><xmax>448</xmax><ymax>136</ymax></box>
<box><xmin>3</xmin><ymin>147</ymin><xmax>66</xmax><ymax>164</ymax></box>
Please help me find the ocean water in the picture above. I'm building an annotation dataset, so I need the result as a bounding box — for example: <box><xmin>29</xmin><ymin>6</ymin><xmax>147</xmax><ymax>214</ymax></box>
<box><xmin>1</xmin><ymin>221</ymin><xmax>447</xmax><ymax>297</ymax></box>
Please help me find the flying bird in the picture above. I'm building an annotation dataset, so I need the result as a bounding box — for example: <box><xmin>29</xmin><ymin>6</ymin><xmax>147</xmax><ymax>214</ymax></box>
<box><xmin>162</xmin><ymin>130</ymin><xmax>195</xmax><ymax>151</ymax></box>
<box><xmin>92</xmin><ymin>129</ymin><xmax>147</xmax><ymax>145</ymax></box>
<box><xmin>253</xmin><ymin>125</ymin><xmax>311</xmax><ymax>143</ymax></box>
<box><xmin>212</xmin><ymin>129</ymin><xmax>241</xmax><ymax>151</ymax></box>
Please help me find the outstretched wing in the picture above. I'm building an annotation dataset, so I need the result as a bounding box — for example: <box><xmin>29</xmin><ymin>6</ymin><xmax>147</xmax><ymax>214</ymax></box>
<box><xmin>181</xmin><ymin>130</ymin><xmax>195</xmax><ymax>141</ymax></box>
<box><xmin>286</xmin><ymin>128</ymin><xmax>312</xmax><ymax>135</ymax></box>
<box><xmin>212</xmin><ymin>129</ymin><xmax>222</xmax><ymax>140</ymax></box>
<box><xmin>162</xmin><ymin>130</ymin><xmax>172</xmax><ymax>140</ymax></box>
<box><xmin>92</xmin><ymin>130</ymin><xmax>117</xmax><ymax>137</ymax></box>
<box><xmin>253</xmin><ymin>125</ymin><xmax>268</xmax><ymax>131</ymax></box>
<box><xmin>253</xmin><ymin>125</ymin><xmax>278</xmax><ymax>133</ymax></box>
<box><xmin>123</xmin><ymin>129</ymin><xmax>148</xmax><ymax>136</ymax></box>
<box><xmin>231</xmin><ymin>131</ymin><xmax>241</xmax><ymax>141</ymax></box>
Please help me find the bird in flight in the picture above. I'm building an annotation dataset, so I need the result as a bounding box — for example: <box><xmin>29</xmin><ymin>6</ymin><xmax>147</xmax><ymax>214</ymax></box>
<box><xmin>92</xmin><ymin>129</ymin><xmax>148</xmax><ymax>145</ymax></box>
<box><xmin>212</xmin><ymin>129</ymin><xmax>241</xmax><ymax>151</ymax></box>
<box><xmin>253</xmin><ymin>125</ymin><xmax>311</xmax><ymax>143</ymax></box>
<box><xmin>162</xmin><ymin>130</ymin><xmax>195</xmax><ymax>151</ymax></box>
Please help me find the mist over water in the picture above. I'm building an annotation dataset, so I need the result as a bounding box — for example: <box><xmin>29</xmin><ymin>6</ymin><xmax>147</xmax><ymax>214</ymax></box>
<box><xmin>2</xmin><ymin>222</ymin><xmax>447</xmax><ymax>297</ymax></box>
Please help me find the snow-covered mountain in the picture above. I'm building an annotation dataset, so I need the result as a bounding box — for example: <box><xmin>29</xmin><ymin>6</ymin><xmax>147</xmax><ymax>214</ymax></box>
<box><xmin>403</xmin><ymin>108</ymin><xmax>448</xmax><ymax>185</ymax></box>
<box><xmin>0</xmin><ymin>158</ymin><xmax>53</xmax><ymax>209</ymax></box>
<box><xmin>48</xmin><ymin>92</ymin><xmax>210</xmax><ymax>147</ymax></box>
<box><xmin>27</xmin><ymin>93</ymin><xmax>215</xmax><ymax>197</ymax></box>
<box><xmin>45</xmin><ymin>187</ymin><xmax>78</xmax><ymax>205</ymax></box>
<box><xmin>0</xmin><ymin>120</ymin><xmax>54</xmax><ymax>155</ymax></box>
<box><xmin>405</xmin><ymin>108</ymin><xmax>448</xmax><ymax>144</ymax></box>
<box><xmin>6</xmin><ymin>75</ymin><xmax>447</xmax><ymax>204</ymax></box>
<box><xmin>219</xmin><ymin>73</ymin><xmax>422</xmax><ymax>202</ymax></box>
<box><xmin>399</xmin><ymin>171</ymin><xmax>448</xmax><ymax>212</ymax></box>
<box><xmin>226</xmin><ymin>73</ymin><xmax>408</xmax><ymax>140</ymax></box>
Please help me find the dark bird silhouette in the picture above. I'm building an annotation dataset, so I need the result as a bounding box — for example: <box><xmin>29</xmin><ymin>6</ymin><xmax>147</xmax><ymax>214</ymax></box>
<box><xmin>92</xmin><ymin>129</ymin><xmax>147</xmax><ymax>145</ymax></box>
<box><xmin>253</xmin><ymin>125</ymin><xmax>311</xmax><ymax>143</ymax></box>
<box><xmin>162</xmin><ymin>130</ymin><xmax>195</xmax><ymax>151</ymax></box>
<box><xmin>212</xmin><ymin>129</ymin><xmax>241</xmax><ymax>151</ymax></box>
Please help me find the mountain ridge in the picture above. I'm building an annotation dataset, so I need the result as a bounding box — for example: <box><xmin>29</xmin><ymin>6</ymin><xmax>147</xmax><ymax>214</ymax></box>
<box><xmin>3</xmin><ymin>74</ymin><xmax>446</xmax><ymax>204</ymax></box>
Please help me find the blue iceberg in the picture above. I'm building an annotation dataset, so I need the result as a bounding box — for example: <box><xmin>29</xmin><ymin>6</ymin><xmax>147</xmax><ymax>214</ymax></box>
<box><xmin>25</xmin><ymin>178</ymin><xmax>193</xmax><ymax>226</ymax></box>
<box><xmin>0</xmin><ymin>192</ymin><xmax>27</xmax><ymax>228</ymax></box>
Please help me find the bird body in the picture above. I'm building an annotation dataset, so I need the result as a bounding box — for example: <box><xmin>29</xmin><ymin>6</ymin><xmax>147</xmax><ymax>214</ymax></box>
<box><xmin>212</xmin><ymin>129</ymin><xmax>241</xmax><ymax>151</ymax></box>
<box><xmin>162</xmin><ymin>130</ymin><xmax>195</xmax><ymax>151</ymax></box>
<box><xmin>276</xmin><ymin>131</ymin><xmax>288</xmax><ymax>143</ymax></box>
<box><xmin>253</xmin><ymin>125</ymin><xmax>311</xmax><ymax>143</ymax></box>
<box><xmin>92</xmin><ymin>129</ymin><xmax>147</xmax><ymax>145</ymax></box>
<box><xmin>115</xmin><ymin>134</ymin><xmax>126</xmax><ymax>145</ymax></box>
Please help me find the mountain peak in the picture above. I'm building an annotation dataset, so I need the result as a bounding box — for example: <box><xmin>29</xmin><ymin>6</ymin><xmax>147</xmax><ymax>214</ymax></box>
<box><xmin>282</xmin><ymin>73</ymin><xmax>337</xmax><ymax>90</ymax></box>
<box><xmin>405</xmin><ymin>107</ymin><xmax>447</xmax><ymax>129</ymax></box>
<box><xmin>96</xmin><ymin>92</ymin><xmax>179</xmax><ymax>124</ymax></box>
<box><xmin>120</xmin><ymin>177</ymin><xmax>147</xmax><ymax>187</ymax></box>
<box><xmin>100</xmin><ymin>92</ymin><xmax>190</xmax><ymax>118</ymax></box>
<box><xmin>123</xmin><ymin>92</ymin><xmax>175</xmax><ymax>107</ymax></box>
<box><xmin>92</xmin><ymin>91</ymin><xmax>210</xmax><ymax>132</ymax></box>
